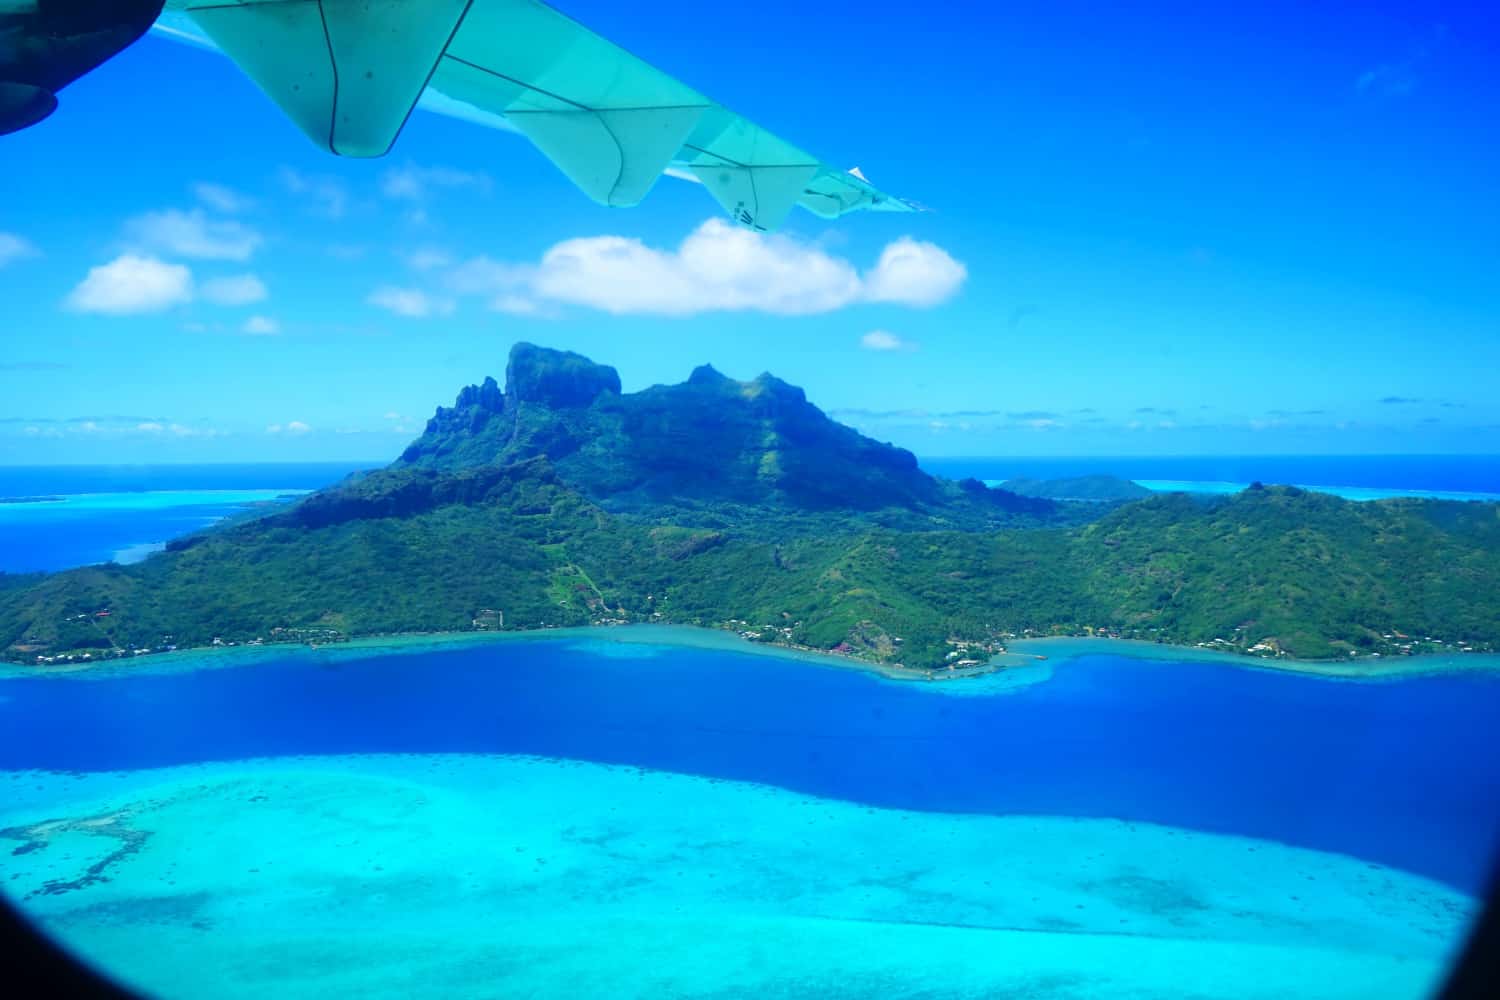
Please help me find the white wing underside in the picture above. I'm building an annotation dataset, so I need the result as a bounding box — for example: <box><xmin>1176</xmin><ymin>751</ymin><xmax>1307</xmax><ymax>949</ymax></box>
<box><xmin>155</xmin><ymin>1</ymin><xmax>916</xmax><ymax>231</ymax></box>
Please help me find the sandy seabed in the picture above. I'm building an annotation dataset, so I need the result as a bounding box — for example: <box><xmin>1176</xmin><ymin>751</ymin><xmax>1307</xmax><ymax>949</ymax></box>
<box><xmin>1</xmin><ymin>754</ymin><xmax>1474</xmax><ymax>999</ymax></box>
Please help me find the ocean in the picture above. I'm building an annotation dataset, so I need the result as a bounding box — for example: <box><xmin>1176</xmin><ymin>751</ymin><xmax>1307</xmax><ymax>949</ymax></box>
<box><xmin>2</xmin><ymin>636</ymin><xmax>1496</xmax><ymax>998</ymax></box>
<box><xmin>924</xmin><ymin>454</ymin><xmax>1500</xmax><ymax>502</ymax></box>
<box><xmin>1</xmin><ymin>459</ymin><xmax>1498</xmax><ymax>997</ymax></box>
<box><xmin>4</xmin><ymin>636</ymin><xmax>1499</xmax><ymax>890</ymax></box>
<box><xmin>0</xmin><ymin>463</ymin><xmax>369</xmax><ymax>573</ymax></box>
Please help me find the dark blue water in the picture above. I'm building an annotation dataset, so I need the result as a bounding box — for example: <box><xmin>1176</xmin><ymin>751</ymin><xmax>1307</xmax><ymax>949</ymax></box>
<box><xmin>0</xmin><ymin>499</ymin><xmax>281</xmax><ymax>574</ymax></box>
<box><xmin>3</xmin><ymin>641</ymin><xmax>1498</xmax><ymax>893</ymax></box>
<box><xmin>921</xmin><ymin>454</ymin><xmax>1500</xmax><ymax>494</ymax></box>
<box><xmin>0</xmin><ymin>463</ymin><xmax>367</xmax><ymax>573</ymax></box>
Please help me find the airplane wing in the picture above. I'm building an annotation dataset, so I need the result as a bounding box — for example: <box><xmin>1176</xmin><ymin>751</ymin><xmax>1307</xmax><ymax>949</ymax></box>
<box><xmin>155</xmin><ymin>0</ymin><xmax>917</xmax><ymax>231</ymax></box>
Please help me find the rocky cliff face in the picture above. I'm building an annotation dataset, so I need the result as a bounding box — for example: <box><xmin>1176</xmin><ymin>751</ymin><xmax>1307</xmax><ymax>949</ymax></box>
<box><xmin>396</xmin><ymin>342</ymin><xmax>1043</xmax><ymax>517</ymax></box>
<box><xmin>505</xmin><ymin>343</ymin><xmax>621</xmax><ymax>409</ymax></box>
<box><xmin>615</xmin><ymin>362</ymin><xmax>935</xmax><ymax>510</ymax></box>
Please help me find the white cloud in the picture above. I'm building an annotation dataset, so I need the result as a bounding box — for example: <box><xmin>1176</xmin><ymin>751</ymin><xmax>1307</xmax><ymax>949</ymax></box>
<box><xmin>280</xmin><ymin>167</ymin><xmax>349</xmax><ymax>218</ymax></box>
<box><xmin>13</xmin><ymin>418</ymin><xmax>220</xmax><ymax>439</ymax></box>
<box><xmin>405</xmin><ymin>247</ymin><xmax>453</xmax><ymax>271</ymax></box>
<box><xmin>171</xmin><ymin>423</ymin><xmax>221</xmax><ymax>438</ymax></box>
<box><xmin>860</xmin><ymin>330</ymin><xmax>916</xmax><ymax>352</ymax></box>
<box><xmin>444</xmin><ymin>219</ymin><xmax>966</xmax><ymax>317</ymax></box>
<box><xmin>66</xmin><ymin>255</ymin><xmax>193</xmax><ymax>315</ymax></box>
<box><xmin>1356</xmin><ymin>26</ymin><xmax>1444</xmax><ymax>99</ymax></box>
<box><xmin>1357</xmin><ymin>64</ymin><xmax>1417</xmax><ymax>96</ymax></box>
<box><xmin>0</xmin><ymin>232</ymin><xmax>39</xmax><ymax>268</ymax></box>
<box><xmin>126</xmin><ymin>208</ymin><xmax>262</xmax><ymax>261</ymax></box>
<box><xmin>193</xmin><ymin>182</ymin><xmax>254</xmax><ymax>214</ymax></box>
<box><xmin>137</xmin><ymin>421</ymin><xmax>221</xmax><ymax>439</ymax></box>
<box><xmin>533</xmin><ymin>220</ymin><xmax>862</xmax><ymax>315</ymax></box>
<box><xmin>862</xmin><ymin>237</ymin><xmax>968</xmax><ymax>307</ymax></box>
<box><xmin>368</xmin><ymin>286</ymin><xmax>455</xmax><ymax>318</ymax></box>
<box><xmin>267</xmin><ymin>421</ymin><xmax>311</xmax><ymax>435</ymax></box>
<box><xmin>492</xmin><ymin>294</ymin><xmax>546</xmax><ymax>317</ymax></box>
<box><xmin>381</xmin><ymin>164</ymin><xmax>491</xmax><ymax>202</ymax></box>
<box><xmin>201</xmin><ymin>273</ymin><xmax>268</xmax><ymax>306</ymax></box>
<box><xmin>242</xmin><ymin>315</ymin><xmax>280</xmax><ymax>335</ymax></box>
<box><xmin>446</xmin><ymin>255</ymin><xmax>521</xmax><ymax>294</ymax></box>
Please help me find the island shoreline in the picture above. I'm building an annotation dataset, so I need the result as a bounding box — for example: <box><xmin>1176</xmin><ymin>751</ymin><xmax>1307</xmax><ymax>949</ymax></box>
<box><xmin>5</xmin><ymin>622</ymin><xmax>1499</xmax><ymax>685</ymax></box>
<box><xmin>1005</xmin><ymin>636</ymin><xmax>1500</xmax><ymax>681</ymax></box>
<box><xmin>0</xmin><ymin>624</ymin><xmax>1009</xmax><ymax>684</ymax></box>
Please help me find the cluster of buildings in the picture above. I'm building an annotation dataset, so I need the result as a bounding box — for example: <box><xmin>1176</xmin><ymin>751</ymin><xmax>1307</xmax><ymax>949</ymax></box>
<box><xmin>729</xmin><ymin>618</ymin><xmax>798</xmax><ymax>644</ymax></box>
<box><xmin>1380</xmin><ymin>632</ymin><xmax>1482</xmax><ymax>656</ymax></box>
<box><xmin>32</xmin><ymin>641</ymin><xmax>175</xmax><ymax>666</ymax></box>
<box><xmin>471</xmin><ymin>609</ymin><xmax>506</xmax><ymax>630</ymax></box>
<box><xmin>943</xmin><ymin>636</ymin><xmax>1001</xmax><ymax>668</ymax></box>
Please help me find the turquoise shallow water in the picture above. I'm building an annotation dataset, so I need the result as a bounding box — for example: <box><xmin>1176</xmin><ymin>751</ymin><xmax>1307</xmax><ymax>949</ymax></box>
<box><xmin>6</xmin><ymin>633</ymin><xmax>1497</xmax><ymax>890</ymax></box>
<box><xmin>0</xmin><ymin>489</ymin><xmax>307</xmax><ymax>513</ymax></box>
<box><xmin>1</xmin><ymin>635</ymin><xmax>1497</xmax><ymax>997</ymax></box>
<box><xmin>0</xmin><ymin>755</ymin><xmax>1475</xmax><ymax>999</ymax></box>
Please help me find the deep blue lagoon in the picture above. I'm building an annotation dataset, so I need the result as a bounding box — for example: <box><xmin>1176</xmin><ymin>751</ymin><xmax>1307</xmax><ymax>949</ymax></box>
<box><xmin>4</xmin><ymin>638</ymin><xmax>1498</xmax><ymax>892</ymax></box>
<box><xmin>3</xmin><ymin>634</ymin><xmax>1497</xmax><ymax>998</ymax></box>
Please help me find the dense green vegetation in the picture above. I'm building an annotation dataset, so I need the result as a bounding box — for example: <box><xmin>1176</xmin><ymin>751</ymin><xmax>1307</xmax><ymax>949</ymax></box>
<box><xmin>3</xmin><ymin>345</ymin><xmax>1498</xmax><ymax>670</ymax></box>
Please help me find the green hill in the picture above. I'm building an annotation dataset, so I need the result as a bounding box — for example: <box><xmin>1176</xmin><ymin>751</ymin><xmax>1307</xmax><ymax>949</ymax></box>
<box><xmin>3</xmin><ymin>345</ymin><xmax>1497</xmax><ymax>671</ymax></box>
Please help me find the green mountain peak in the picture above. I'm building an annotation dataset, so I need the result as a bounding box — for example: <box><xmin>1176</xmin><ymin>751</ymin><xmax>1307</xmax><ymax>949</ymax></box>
<box><xmin>398</xmin><ymin>342</ymin><xmax>982</xmax><ymax>515</ymax></box>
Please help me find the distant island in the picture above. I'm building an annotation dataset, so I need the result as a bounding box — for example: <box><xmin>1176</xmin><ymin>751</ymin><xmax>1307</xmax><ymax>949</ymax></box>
<box><xmin>0</xmin><ymin>496</ymin><xmax>66</xmax><ymax>505</ymax></box>
<box><xmin>2</xmin><ymin>343</ymin><xmax>1498</xmax><ymax>672</ymax></box>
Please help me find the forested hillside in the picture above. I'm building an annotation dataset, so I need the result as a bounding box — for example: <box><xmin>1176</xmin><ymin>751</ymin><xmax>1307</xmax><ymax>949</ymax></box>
<box><xmin>4</xmin><ymin>346</ymin><xmax>1497</xmax><ymax>670</ymax></box>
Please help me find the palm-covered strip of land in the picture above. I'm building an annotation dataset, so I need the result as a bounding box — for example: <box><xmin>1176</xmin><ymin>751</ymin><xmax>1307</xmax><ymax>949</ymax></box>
<box><xmin>3</xmin><ymin>344</ymin><xmax>1498</xmax><ymax>670</ymax></box>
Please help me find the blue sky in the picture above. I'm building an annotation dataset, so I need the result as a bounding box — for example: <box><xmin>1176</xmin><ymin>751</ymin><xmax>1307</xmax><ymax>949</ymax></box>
<box><xmin>1</xmin><ymin>0</ymin><xmax>1496</xmax><ymax>464</ymax></box>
